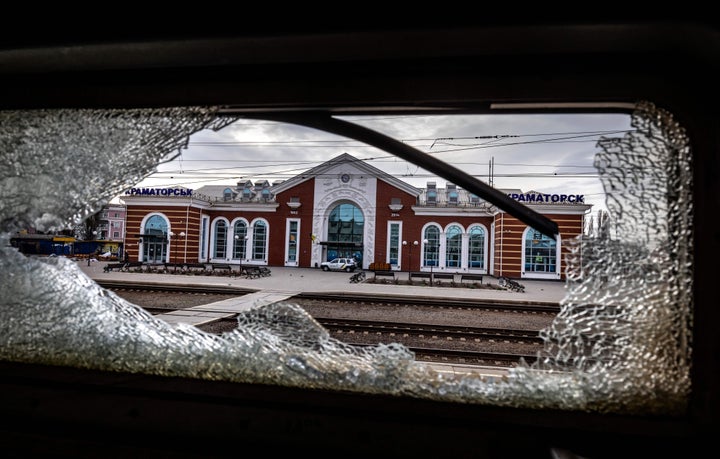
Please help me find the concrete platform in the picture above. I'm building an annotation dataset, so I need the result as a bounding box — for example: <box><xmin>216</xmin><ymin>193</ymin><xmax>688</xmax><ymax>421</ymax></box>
<box><xmin>82</xmin><ymin>260</ymin><xmax>566</xmax><ymax>378</ymax></box>
<box><xmin>81</xmin><ymin>260</ymin><xmax>567</xmax><ymax>326</ymax></box>
<box><xmin>155</xmin><ymin>290</ymin><xmax>298</xmax><ymax>325</ymax></box>
<box><xmin>81</xmin><ymin>260</ymin><xmax>569</xmax><ymax>306</ymax></box>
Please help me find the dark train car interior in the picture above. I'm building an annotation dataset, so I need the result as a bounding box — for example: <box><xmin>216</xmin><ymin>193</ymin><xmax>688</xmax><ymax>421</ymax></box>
<box><xmin>1</xmin><ymin>19</ymin><xmax>718</xmax><ymax>458</ymax></box>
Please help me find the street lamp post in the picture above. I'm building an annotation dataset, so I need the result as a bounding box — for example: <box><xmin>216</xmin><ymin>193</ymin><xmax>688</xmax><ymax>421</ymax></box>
<box><xmin>402</xmin><ymin>240</ymin><xmax>419</xmax><ymax>276</ymax></box>
<box><xmin>234</xmin><ymin>234</ymin><xmax>250</xmax><ymax>261</ymax></box>
<box><xmin>169</xmin><ymin>231</ymin><xmax>186</xmax><ymax>266</ymax></box>
<box><xmin>423</xmin><ymin>238</ymin><xmax>434</xmax><ymax>285</ymax></box>
<box><xmin>402</xmin><ymin>240</ymin><xmax>407</xmax><ymax>271</ymax></box>
<box><xmin>234</xmin><ymin>234</ymin><xmax>243</xmax><ymax>263</ymax></box>
<box><xmin>87</xmin><ymin>230</ymin><xmax>98</xmax><ymax>266</ymax></box>
<box><xmin>175</xmin><ymin>231</ymin><xmax>185</xmax><ymax>263</ymax></box>
<box><xmin>169</xmin><ymin>231</ymin><xmax>176</xmax><ymax>264</ymax></box>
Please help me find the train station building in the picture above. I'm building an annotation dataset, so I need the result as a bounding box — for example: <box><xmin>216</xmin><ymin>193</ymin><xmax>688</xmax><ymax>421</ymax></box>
<box><xmin>121</xmin><ymin>153</ymin><xmax>591</xmax><ymax>280</ymax></box>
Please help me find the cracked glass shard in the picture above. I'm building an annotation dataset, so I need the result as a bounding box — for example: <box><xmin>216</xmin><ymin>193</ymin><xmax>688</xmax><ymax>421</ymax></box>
<box><xmin>0</xmin><ymin>102</ymin><xmax>692</xmax><ymax>416</ymax></box>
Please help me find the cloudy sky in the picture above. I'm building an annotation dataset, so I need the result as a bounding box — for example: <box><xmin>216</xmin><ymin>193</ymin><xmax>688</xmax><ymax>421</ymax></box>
<box><xmin>125</xmin><ymin>112</ymin><xmax>633</xmax><ymax>219</ymax></box>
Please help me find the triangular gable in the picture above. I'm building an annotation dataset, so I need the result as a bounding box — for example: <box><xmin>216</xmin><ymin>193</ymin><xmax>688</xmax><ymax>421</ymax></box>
<box><xmin>271</xmin><ymin>152</ymin><xmax>420</xmax><ymax>196</ymax></box>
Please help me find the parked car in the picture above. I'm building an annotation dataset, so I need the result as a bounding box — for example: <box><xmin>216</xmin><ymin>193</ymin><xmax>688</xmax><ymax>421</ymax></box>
<box><xmin>320</xmin><ymin>257</ymin><xmax>357</xmax><ymax>272</ymax></box>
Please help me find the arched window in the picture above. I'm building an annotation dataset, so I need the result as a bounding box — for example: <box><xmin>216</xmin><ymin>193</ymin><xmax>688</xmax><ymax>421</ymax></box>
<box><xmin>232</xmin><ymin>221</ymin><xmax>247</xmax><ymax>260</ymax></box>
<box><xmin>422</xmin><ymin>225</ymin><xmax>440</xmax><ymax>267</ymax></box>
<box><xmin>144</xmin><ymin>214</ymin><xmax>167</xmax><ymax>237</ymax></box>
<box><xmin>468</xmin><ymin>225</ymin><xmax>485</xmax><ymax>269</ymax></box>
<box><xmin>326</xmin><ymin>203</ymin><xmax>364</xmax><ymax>262</ymax></box>
<box><xmin>524</xmin><ymin>228</ymin><xmax>557</xmax><ymax>274</ymax></box>
<box><xmin>223</xmin><ymin>188</ymin><xmax>233</xmax><ymax>201</ymax></box>
<box><xmin>213</xmin><ymin>220</ymin><xmax>227</xmax><ymax>259</ymax></box>
<box><xmin>445</xmin><ymin>225</ymin><xmax>462</xmax><ymax>268</ymax></box>
<box><xmin>251</xmin><ymin>221</ymin><xmax>267</xmax><ymax>261</ymax></box>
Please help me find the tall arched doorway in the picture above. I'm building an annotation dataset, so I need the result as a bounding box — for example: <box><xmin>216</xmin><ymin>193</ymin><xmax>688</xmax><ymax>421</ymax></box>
<box><xmin>141</xmin><ymin>214</ymin><xmax>169</xmax><ymax>264</ymax></box>
<box><xmin>325</xmin><ymin>202</ymin><xmax>364</xmax><ymax>264</ymax></box>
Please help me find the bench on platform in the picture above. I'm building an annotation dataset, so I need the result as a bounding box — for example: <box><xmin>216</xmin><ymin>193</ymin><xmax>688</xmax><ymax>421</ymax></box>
<box><xmin>163</xmin><ymin>262</ymin><xmax>184</xmax><ymax>272</ymax></box>
<box><xmin>409</xmin><ymin>272</ymin><xmax>431</xmax><ymax>282</ymax></box>
<box><xmin>183</xmin><ymin>263</ymin><xmax>208</xmax><ymax>272</ymax></box>
<box><xmin>103</xmin><ymin>263</ymin><xmax>126</xmax><ymax>273</ymax></box>
<box><xmin>146</xmin><ymin>263</ymin><xmax>167</xmax><ymax>273</ymax></box>
<box><xmin>123</xmin><ymin>261</ymin><xmax>145</xmax><ymax>271</ymax></box>
<box><xmin>432</xmin><ymin>273</ymin><xmax>455</xmax><ymax>282</ymax></box>
<box><xmin>210</xmin><ymin>264</ymin><xmax>234</xmax><ymax>274</ymax></box>
<box><xmin>240</xmin><ymin>266</ymin><xmax>259</xmax><ymax>278</ymax></box>
<box><xmin>461</xmin><ymin>274</ymin><xmax>484</xmax><ymax>284</ymax></box>
<box><xmin>373</xmin><ymin>270</ymin><xmax>395</xmax><ymax>280</ymax></box>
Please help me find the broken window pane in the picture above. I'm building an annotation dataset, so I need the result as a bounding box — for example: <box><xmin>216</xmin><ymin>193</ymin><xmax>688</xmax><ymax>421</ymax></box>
<box><xmin>0</xmin><ymin>102</ymin><xmax>692</xmax><ymax>416</ymax></box>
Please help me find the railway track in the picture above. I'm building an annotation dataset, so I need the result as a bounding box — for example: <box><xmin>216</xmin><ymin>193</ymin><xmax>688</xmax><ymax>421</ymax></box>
<box><xmin>96</xmin><ymin>280</ymin><xmax>561</xmax><ymax>313</ymax></box>
<box><xmin>185</xmin><ymin>314</ymin><xmax>541</xmax><ymax>367</ymax></box>
<box><xmin>295</xmin><ymin>292</ymin><xmax>561</xmax><ymax>313</ymax></box>
<box><xmin>97</xmin><ymin>280</ymin><xmax>253</xmax><ymax>295</ymax></box>
<box><xmin>102</xmin><ymin>281</ymin><xmax>554</xmax><ymax>367</ymax></box>
<box><xmin>315</xmin><ymin>317</ymin><xmax>543</xmax><ymax>342</ymax></box>
<box><xmin>405</xmin><ymin>347</ymin><xmax>539</xmax><ymax>366</ymax></box>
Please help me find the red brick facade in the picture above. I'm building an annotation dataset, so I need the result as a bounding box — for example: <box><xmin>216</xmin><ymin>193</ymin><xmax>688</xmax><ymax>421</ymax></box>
<box><xmin>122</xmin><ymin>156</ymin><xmax>588</xmax><ymax>280</ymax></box>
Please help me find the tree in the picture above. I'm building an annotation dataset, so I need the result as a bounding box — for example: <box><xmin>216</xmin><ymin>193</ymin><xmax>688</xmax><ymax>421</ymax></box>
<box><xmin>80</xmin><ymin>211</ymin><xmax>102</xmax><ymax>241</ymax></box>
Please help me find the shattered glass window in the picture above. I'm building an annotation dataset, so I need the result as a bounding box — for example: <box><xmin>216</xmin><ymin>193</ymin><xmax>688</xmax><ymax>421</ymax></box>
<box><xmin>0</xmin><ymin>102</ymin><xmax>692</xmax><ymax>416</ymax></box>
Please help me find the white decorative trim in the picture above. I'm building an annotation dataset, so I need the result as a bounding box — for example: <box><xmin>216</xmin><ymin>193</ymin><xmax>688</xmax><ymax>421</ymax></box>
<box><xmin>412</xmin><ymin>206</ymin><xmax>492</xmax><ymax>217</ymax></box>
<box><xmin>312</xmin><ymin>164</ymin><xmax>377</xmax><ymax>269</ymax></box>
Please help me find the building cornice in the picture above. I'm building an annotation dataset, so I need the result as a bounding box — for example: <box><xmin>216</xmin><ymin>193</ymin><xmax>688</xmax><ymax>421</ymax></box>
<box><xmin>411</xmin><ymin>206</ymin><xmax>493</xmax><ymax>218</ymax></box>
<box><xmin>120</xmin><ymin>196</ymin><xmax>194</xmax><ymax>207</ymax></box>
<box><xmin>208</xmin><ymin>203</ymin><xmax>279</xmax><ymax>212</ymax></box>
<box><xmin>490</xmin><ymin>203</ymin><xmax>592</xmax><ymax>216</ymax></box>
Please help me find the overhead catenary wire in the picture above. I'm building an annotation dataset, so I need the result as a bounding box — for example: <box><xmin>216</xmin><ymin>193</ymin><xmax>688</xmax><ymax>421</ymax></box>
<box><xmin>126</xmin><ymin>123</ymin><xmax>627</xmax><ymax>218</ymax></box>
<box><xmin>156</xmin><ymin>128</ymin><xmax>631</xmax><ymax>181</ymax></box>
<box><xmin>224</xmin><ymin>112</ymin><xmax>561</xmax><ymax>239</ymax></box>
